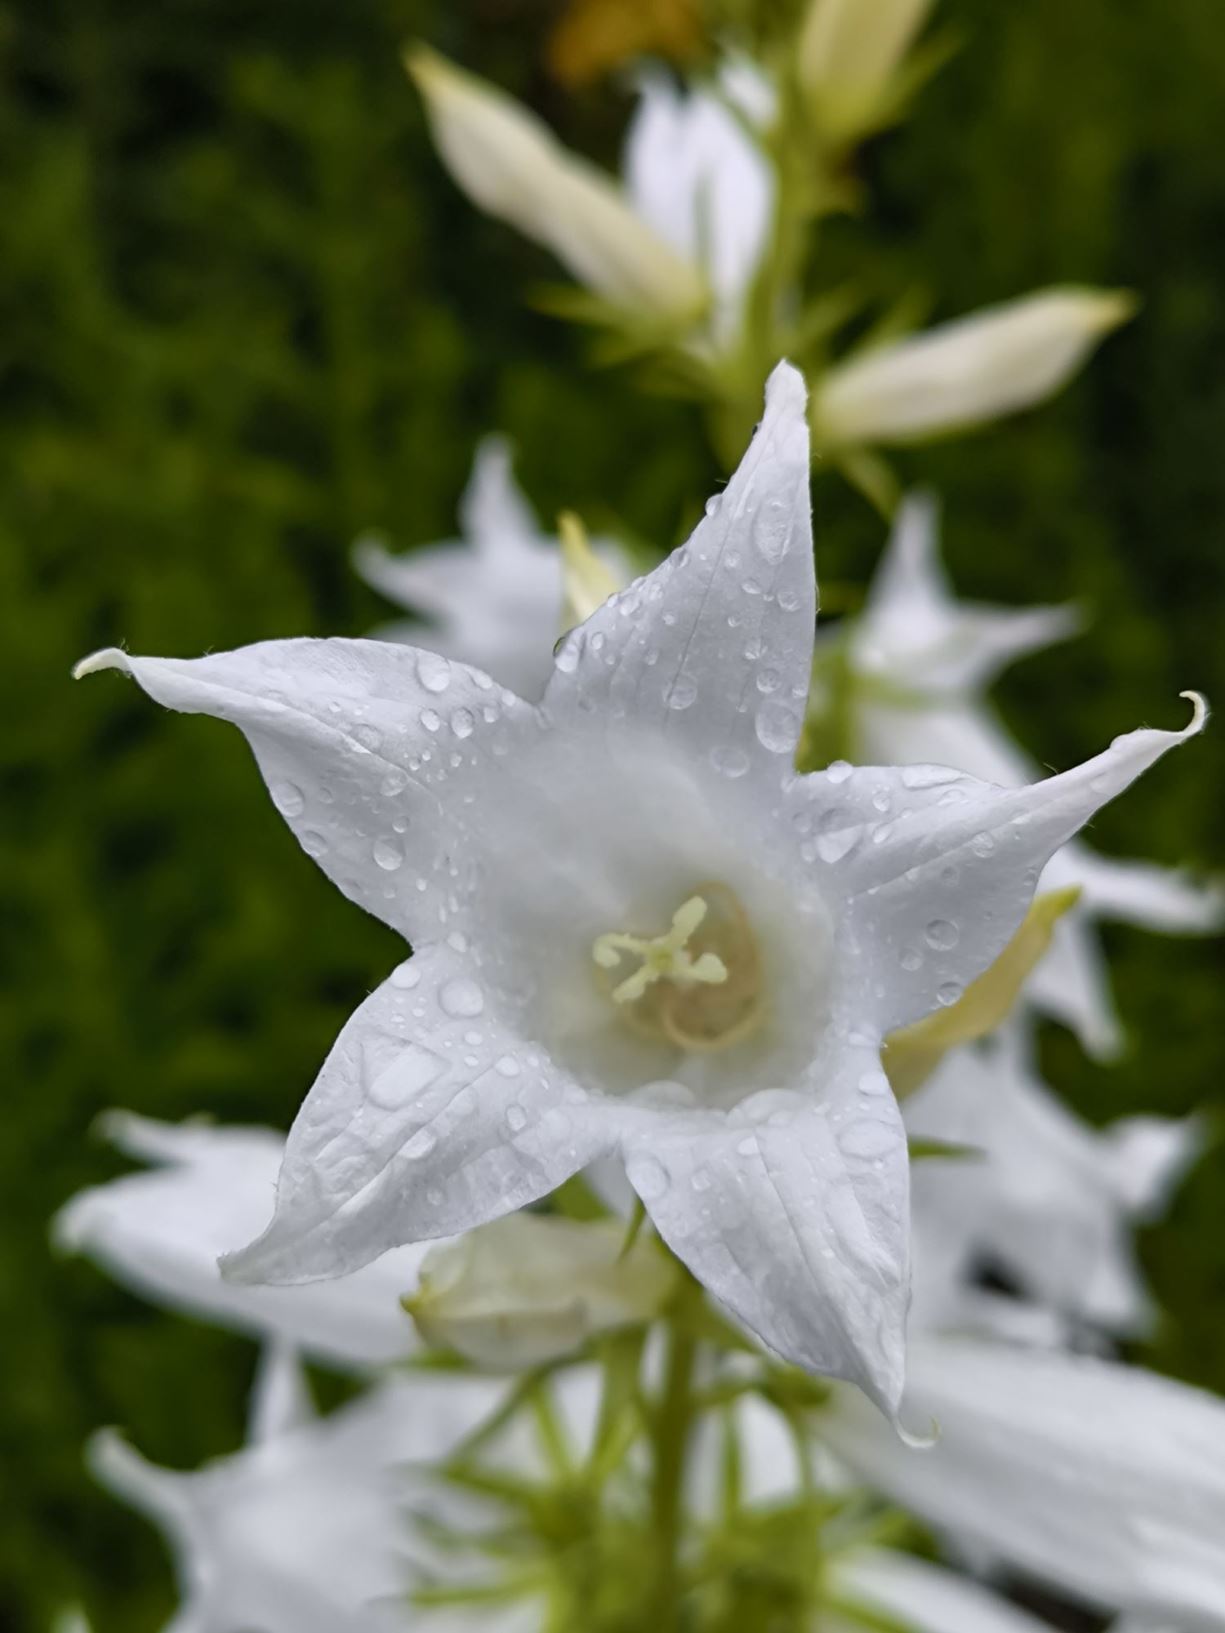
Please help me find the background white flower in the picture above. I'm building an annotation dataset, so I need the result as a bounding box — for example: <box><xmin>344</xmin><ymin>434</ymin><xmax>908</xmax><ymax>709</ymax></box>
<box><xmin>829</xmin><ymin>491</ymin><xmax>1223</xmax><ymax>1053</ymax></box>
<box><xmin>355</xmin><ymin>438</ymin><xmax>630</xmax><ymax>701</ymax></box>
<box><xmin>55</xmin><ymin>1112</ymin><xmax>430</xmax><ymax>1370</ymax></box>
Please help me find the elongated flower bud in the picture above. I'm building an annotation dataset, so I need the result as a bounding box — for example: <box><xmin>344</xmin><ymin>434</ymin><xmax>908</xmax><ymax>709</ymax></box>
<box><xmin>408</xmin><ymin>47</ymin><xmax>707</xmax><ymax>321</ymax></box>
<box><xmin>814</xmin><ymin>288</ymin><xmax>1135</xmax><ymax>447</ymax></box>
<box><xmin>798</xmin><ymin>0</ymin><xmax>935</xmax><ymax>144</ymax></box>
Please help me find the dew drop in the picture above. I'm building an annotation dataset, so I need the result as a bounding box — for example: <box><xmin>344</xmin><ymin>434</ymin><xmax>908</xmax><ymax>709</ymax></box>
<box><xmin>776</xmin><ymin>588</ymin><xmax>801</xmax><ymax>613</ymax></box>
<box><xmin>666</xmin><ymin>676</ymin><xmax>698</xmax><ymax>711</ymax></box>
<box><xmin>440</xmin><ymin>977</ymin><xmax>484</xmax><ymax>1018</ymax></box>
<box><xmin>970</xmin><ymin>831</ymin><xmax>997</xmax><ymax>857</ymax></box>
<box><xmin>710</xmin><ymin>744</ymin><xmax>750</xmax><ymax>779</ymax></box>
<box><xmin>495</xmin><ymin>1054</ymin><xmax>521</xmax><ymax>1078</ymax></box>
<box><xmin>754</xmin><ymin>700</ymin><xmax>799</xmax><ymax>753</ymax></box>
<box><xmin>450</xmin><ymin>707</ymin><xmax>475</xmax><ymax>739</ymax></box>
<box><xmin>365</xmin><ymin>1043</ymin><xmax>445</xmax><ymax>1109</ymax></box>
<box><xmin>420</xmin><ymin>708</ymin><xmax>442</xmax><ymax>733</ymax></box>
<box><xmin>390</xmin><ymin>959</ymin><xmax>420</xmax><ymax>989</ymax></box>
<box><xmin>826</xmin><ymin>760</ymin><xmax>853</xmax><ymax>784</ymax></box>
<box><xmin>900</xmin><ymin>948</ymin><xmax>923</xmax><ymax>972</ymax></box>
<box><xmin>925</xmin><ymin>919</ymin><xmax>960</xmax><ymax>951</ymax></box>
<box><xmin>271</xmin><ymin>781</ymin><xmax>305</xmax><ymax>818</ymax></box>
<box><xmin>505</xmin><ymin>1104</ymin><xmax>528</xmax><ymax>1133</ymax></box>
<box><xmin>416</xmin><ymin>652</ymin><xmax>452</xmax><ymax>694</ymax></box>
<box><xmin>755</xmin><ymin>667</ymin><xmax>782</xmax><ymax>695</ymax></box>
<box><xmin>373</xmin><ymin>836</ymin><xmax>403</xmax><ymax>872</ymax></box>
<box><xmin>627</xmin><ymin>1154</ymin><xmax>669</xmax><ymax>1202</ymax></box>
<box><xmin>381</xmin><ymin>768</ymin><xmax>409</xmax><ymax>797</ymax></box>
<box><xmin>704</xmin><ymin>493</ymin><xmax>722</xmax><ymax>518</ymax></box>
<box><xmin>936</xmin><ymin>980</ymin><xmax>963</xmax><ymax>1008</ymax></box>
<box><xmin>300</xmin><ymin>829</ymin><xmax>329</xmax><ymax>858</ymax></box>
<box><xmin>354</xmin><ymin>723</ymin><xmax>382</xmax><ymax>752</ymax></box>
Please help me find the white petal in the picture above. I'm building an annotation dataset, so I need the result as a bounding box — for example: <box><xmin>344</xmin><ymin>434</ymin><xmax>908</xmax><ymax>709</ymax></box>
<box><xmin>408</xmin><ymin>49</ymin><xmax>706</xmax><ymax>318</ymax></box>
<box><xmin>823</xmin><ymin>1338</ymin><xmax>1225</xmax><ymax>1624</ymax></box>
<box><xmin>545</xmin><ymin>363</ymin><xmax>815</xmax><ymax>779</ymax></box>
<box><xmin>815</xmin><ymin>289</ymin><xmax>1133</xmax><ymax>446</ymax></box>
<box><xmin>621</xmin><ymin>1053</ymin><xmax>909</xmax><ymax>1416</ymax></box>
<box><xmin>1069</xmin><ymin>848</ymin><xmax>1225</xmax><ymax>934</ymax></box>
<box><xmin>856</xmin><ymin>493</ymin><xmax>1081</xmax><ymax>695</ymax></box>
<box><xmin>54</xmin><ymin>1114</ymin><xmax>427</xmax><ymax>1367</ymax></box>
<box><xmin>247</xmin><ymin>1344</ymin><xmax>316</xmax><ymax>1444</ymax></box>
<box><xmin>905</xmin><ymin>1042</ymin><xmax>1191</xmax><ymax>1335</ymax></box>
<box><xmin>1104</xmin><ymin>1113</ymin><xmax>1205</xmax><ymax>1218</ymax></box>
<box><xmin>624</xmin><ymin>73</ymin><xmax>773</xmax><ymax>334</ymax></box>
<box><xmin>92</xmin><ymin>1371</ymin><xmax>504</xmax><ymax>1633</ymax></box>
<box><xmin>73</xmin><ymin>637</ymin><xmax>536</xmax><ymax>944</ymax></box>
<box><xmin>459</xmin><ymin>435</ymin><xmax>541</xmax><ymax>549</ymax></box>
<box><xmin>830</xmin><ymin>1547</ymin><xmax>1060</xmax><ymax>1633</ymax></box>
<box><xmin>791</xmin><ymin>695</ymin><xmax>1207</xmax><ymax>1035</ymax></box>
<box><xmin>223</xmin><ymin>946</ymin><xmax>623</xmax><ymax>1284</ymax></box>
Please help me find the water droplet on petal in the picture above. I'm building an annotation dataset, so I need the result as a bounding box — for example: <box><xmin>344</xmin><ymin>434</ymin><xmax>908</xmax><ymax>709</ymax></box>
<box><xmin>936</xmin><ymin>980</ymin><xmax>963</xmax><ymax>1007</ymax></box>
<box><xmin>271</xmin><ymin>781</ymin><xmax>305</xmax><ymax>818</ymax></box>
<box><xmin>505</xmin><ymin>1104</ymin><xmax>527</xmax><ymax>1133</ymax></box>
<box><xmin>373</xmin><ymin>836</ymin><xmax>403</xmax><ymax>871</ymax></box>
<box><xmin>420</xmin><ymin>708</ymin><xmax>442</xmax><ymax>734</ymax></box>
<box><xmin>826</xmin><ymin>760</ymin><xmax>853</xmax><ymax>784</ymax></box>
<box><xmin>354</xmin><ymin>723</ymin><xmax>382</xmax><ymax>752</ymax></box>
<box><xmin>495</xmin><ymin>1054</ymin><xmax>521</xmax><ymax>1078</ymax></box>
<box><xmin>390</xmin><ymin>960</ymin><xmax>420</xmax><ymax>989</ymax></box>
<box><xmin>704</xmin><ymin>494</ymin><xmax>722</xmax><ymax>518</ymax></box>
<box><xmin>754</xmin><ymin>700</ymin><xmax>799</xmax><ymax>753</ymax></box>
<box><xmin>416</xmin><ymin>652</ymin><xmax>452</xmax><ymax>694</ymax></box>
<box><xmin>710</xmin><ymin>744</ymin><xmax>750</xmax><ymax>778</ymax></box>
<box><xmin>440</xmin><ymin>977</ymin><xmax>484</xmax><ymax>1018</ymax></box>
<box><xmin>365</xmin><ymin>1043</ymin><xmax>446</xmax><ymax>1109</ymax></box>
<box><xmin>925</xmin><ymin>919</ymin><xmax>960</xmax><ymax>950</ymax></box>
<box><xmin>666</xmin><ymin>676</ymin><xmax>698</xmax><ymax>711</ymax></box>
<box><xmin>301</xmin><ymin>829</ymin><xmax>329</xmax><ymax>858</ymax></box>
<box><xmin>970</xmin><ymin>831</ymin><xmax>996</xmax><ymax>857</ymax></box>
<box><xmin>626</xmin><ymin>1154</ymin><xmax>669</xmax><ymax>1202</ymax></box>
<box><xmin>450</xmin><ymin>707</ymin><xmax>474</xmax><ymax>739</ymax></box>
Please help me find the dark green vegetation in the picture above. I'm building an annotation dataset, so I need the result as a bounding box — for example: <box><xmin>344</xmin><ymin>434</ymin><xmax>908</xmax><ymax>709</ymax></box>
<box><xmin>3</xmin><ymin>0</ymin><xmax>1224</xmax><ymax>1625</ymax></box>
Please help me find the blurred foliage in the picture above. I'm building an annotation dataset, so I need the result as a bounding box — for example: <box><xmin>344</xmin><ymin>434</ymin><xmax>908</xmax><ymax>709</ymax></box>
<box><xmin>1</xmin><ymin>0</ymin><xmax>1223</xmax><ymax>1627</ymax></box>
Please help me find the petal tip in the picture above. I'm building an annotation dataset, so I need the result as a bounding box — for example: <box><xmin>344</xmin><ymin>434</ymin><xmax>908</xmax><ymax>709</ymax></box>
<box><xmin>764</xmin><ymin>359</ymin><xmax>808</xmax><ymax>419</ymax></box>
<box><xmin>1179</xmin><ymin>690</ymin><xmax>1209</xmax><ymax>736</ymax></box>
<box><xmin>72</xmin><ymin>647</ymin><xmax>130</xmax><ymax>681</ymax></box>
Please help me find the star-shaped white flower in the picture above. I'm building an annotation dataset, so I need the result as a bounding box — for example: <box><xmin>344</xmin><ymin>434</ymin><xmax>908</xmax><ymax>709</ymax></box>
<box><xmin>75</xmin><ymin>364</ymin><xmax>1205</xmax><ymax>1419</ymax></box>
<box><xmin>904</xmin><ymin>1028</ymin><xmax>1202</xmax><ymax>1337</ymax></box>
<box><xmin>821</xmin><ymin>1336</ymin><xmax>1225</xmax><ymax>1627</ymax></box>
<box><xmin>354</xmin><ymin>438</ymin><xmax>629</xmax><ymax>702</ymax></box>
<box><xmin>831</xmin><ymin>492</ymin><xmax>1223</xmax><ymax>1055</ymax></box>
<box><xmin>91</xmin><ymin>1352</ymin><xmax>510</xmax><ymax>1633</ymax></box>
<box><xmin>55</xmin><ymin>1112</ymin><xmax>431</xmax><ymax>1370</ymax></box>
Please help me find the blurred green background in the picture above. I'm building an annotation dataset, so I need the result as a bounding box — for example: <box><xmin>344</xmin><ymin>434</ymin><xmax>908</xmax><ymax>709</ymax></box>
<box><xmin>4</xmin><ymin>0</ymin><xmax>1224</xmax><ymax>1626</ymax></box>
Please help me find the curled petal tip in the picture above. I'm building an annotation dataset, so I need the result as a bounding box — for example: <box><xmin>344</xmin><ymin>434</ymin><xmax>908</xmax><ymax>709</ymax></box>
<box><xmin>72</xmin><ymin>647</ymin><xmax>129</xmax><ymax>681</ymax></box>
<box><xmin>1179</xmin><ymin>690</ymin><xmax>1209</xmax><ymax>735</ymax></box>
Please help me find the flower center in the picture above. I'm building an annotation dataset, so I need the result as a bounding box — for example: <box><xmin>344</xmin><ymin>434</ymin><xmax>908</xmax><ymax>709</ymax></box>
<box><xmin>591</xmin><ymin>883</ymin><xmax>765</xmax><ymax>1053</ymax></box>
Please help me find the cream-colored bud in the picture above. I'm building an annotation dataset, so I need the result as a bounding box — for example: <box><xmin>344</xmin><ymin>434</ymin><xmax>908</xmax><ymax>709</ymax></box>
<box><xmin>814</xmin><ymin>288</ymin><xmax>1135</xmax><ymax>448</ymax></box>
<box><xmin>404</xmin><ymin>1213</ymin><xmax>678</xmax><ymax>1368</ymax></box>
<box><xmin>407</xmin><ymin>48</ymin><xmax>707</xmax><ymax>322</ymax></box>
<box><xmin>798</xmin><ymin>0</ymin><xmax>935</xmax><ymax>144</ymax></box>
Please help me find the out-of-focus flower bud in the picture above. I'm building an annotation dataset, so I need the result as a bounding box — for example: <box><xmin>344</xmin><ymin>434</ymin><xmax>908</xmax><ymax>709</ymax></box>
<box><xmin>814</xmin><ymin>288</ymin><xmax>1135</xmax><ymax>448</ymax></box>
<box><xmin>798</xmin><ymin>0</ymin><xmax>936</xmax><ymax>145</ymax></box>
<box><xmin>407</xmin><ymin>47</ymin><xmax>707</xmax><ymax>322</ymax></box>
<box><xmin>404</xmin><ymin>1213</ymin><xmax>679</xmax><ymax>1368</ymax></box>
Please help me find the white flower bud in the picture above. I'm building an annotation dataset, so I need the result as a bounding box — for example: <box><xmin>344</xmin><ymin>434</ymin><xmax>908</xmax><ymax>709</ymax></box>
<box><xmin>798</xmin><ymin>0</ymin><xmax>935</xmax><ymax>144</ymax></box>
<box><xmin>814</xmin><ymin>288</ymin><xmax>1135</xmax><ymax>447</ymax></box>
<box><xmin>404</xmin><ymin>1213</ymin><xmax>678</xmax><ymax>1368</ymax></box>
<box><xmin>407</xmin><ymin>48</ymin><xmax>707</xmax><ymax>322</ymax></box>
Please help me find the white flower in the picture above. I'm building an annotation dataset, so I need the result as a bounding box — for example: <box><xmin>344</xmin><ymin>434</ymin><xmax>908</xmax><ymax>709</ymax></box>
<box><xmin>821</xmin><ymin>1337</ymin><xmax>1225</xmax><ymax>1626</ymax></box>
<box><xmin>409</xmin><ymin>50</ymin><xmax>772</xmax><ymax>347</ymax></box>
<box><xmin>55</xmin><ymin>1112</ymin><xmax>429</xmax><ymax>1371</ymax></box>
<box><xmin>833</xmin><ymin>492</ymin><xmax>1223</xmax><ymax>1053</ymax></box>
<box><xmin>91</xmin><ymin>1351</ymin><xmax>510</xmax><ymax>1633</ymax></box>
<box><xmin>623</xmin><ymin>68</ymin><xmax>774</xmax><ymax>342</ymax></box>
<box><xmin>354</xmin><ymin>438</ymin><xmax>630</xmax><ymax>701</ymax></box>
<box><xmin>798</xmin><ymin>0</ymin><xmax>936</xmax><ymax>146</ymax></box>
<box><xmin>905</xmin><ymin>1028</ymin><xmax>1203</xmax><ymax>1336</ymax></box>
<box><xmin>813</xmin><ymin>290</ymin><xmax>1134</xmax><ymax>448</ymax></box>
<box><xmin>408</xmin><ymin>47</ymin><xmax>706</xmax><ymax>323</ymax></box>
<box><xmin>827</xmin><ymin>1546</ymin><xmax>1061</xmax><ymax>1633</ymax></box>
<box><xmin>75</xmin><ymin>363</ymin><xmax>1206</xmax><ymax>1418</ymax></box>
<box><xmin>405</xmin><ymin>1212</ymin><xmax>678</xmax><ymax>1367</ymax></box>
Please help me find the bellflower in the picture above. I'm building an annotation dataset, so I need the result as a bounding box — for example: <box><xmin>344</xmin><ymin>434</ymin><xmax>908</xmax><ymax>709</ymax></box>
<box><xmin>55</xmin><ymin>1113</ymin><xmax>429</xmax><ymax>1371</ymax></box>
<box><xmin>821</xmin><ymin>1336</ymin><xmax>1225</xmax><ymax>1627</ymax></box>
<box><xmin>75</xmin><ymin>364</ymin><xmax>1206</xmax><ymax>1418</ymax></box>
<box><xmin>355</xmin><ymin>438</ymin><xmax>629</xmax><ymax>701</ymax></box>
<box><xmin>827</xmin><ymin>492</ymin><xmax>1223</xmax><ymax>1053</ymax></box>
<box><xmin>92</xmin><ymin>1351</ymin><xmax>510</xmax><ymax>1633</ymax></box>
<box><xmin>905</xmin><ymin>1029</ymin><xmax>1203</xmax><ymax>1336</ymax></box>
<box><xmin>410</xmin><ymin>50</ymin><xmax>772</xmax><ymax>350</ymax></box>
<box><xmin>813</xmin><ymin>290</ymin><xmax>1134</xmax><ymax>452</ymax></box>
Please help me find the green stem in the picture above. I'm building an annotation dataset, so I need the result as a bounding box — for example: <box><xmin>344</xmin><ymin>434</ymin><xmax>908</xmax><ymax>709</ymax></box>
<box><xmin>651</xmin><ymin>1298</ymin><xmax>700</xmax><ymax>1628</ymax></box>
